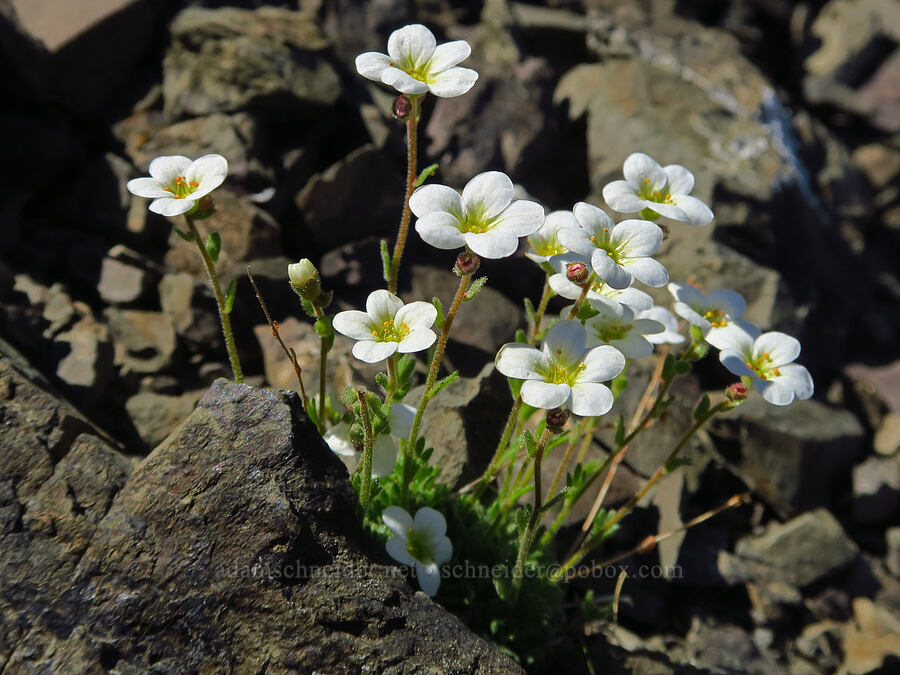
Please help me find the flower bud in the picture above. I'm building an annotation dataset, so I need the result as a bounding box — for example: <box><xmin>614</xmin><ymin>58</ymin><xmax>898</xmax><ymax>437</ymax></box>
<box><xmin>349</xmin><ymin>422</ymin><xmax>365</xmax><ymax>448</ymax></box>
<box><xmin>545</xmin><ymin>407</ymin><xmax>569</xmax><ymax>432</ymax></box>
<box><xmin>454</xmin><ymin>251</ymin><xmax>480</xmax><ymax>276</ymax></box>
<box><xmin>726</xmin><ymin>382</ymin><xmax>749</xmax><ymax>402</ymax></box>
<box><xmin>393</xmin><ymin>95</ymin><xmax>412</xmax><ymax>120</ymax></box>
<box><xmin>188</xmin><ymin>195</ymin><xmax>216</xmax><ymax>220</ymax></box>
<box><xmin>288</xmin><ymin>258</ymin><xmax>322</xmax><ymax>302</ymax></box>
<box><xmin>566</xmin><ymin>261</ymin><xmax>590</xmax><ymax>285</ymax></box>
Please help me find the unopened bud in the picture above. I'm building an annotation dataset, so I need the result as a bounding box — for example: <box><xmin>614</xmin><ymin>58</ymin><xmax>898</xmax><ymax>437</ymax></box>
<box><xmin>545</xmin><ymin>407</ymin><xmax>569</xmax><ymax>432</ymax></box>
<box><xmin>566</xmin><ymin>261</ymin><xmax>589</xmax><ymax>285</ymax></box>
<box><xmin>726</xmin><ymin>382</ymin><xmax>749</xmax><ymax>402</ymax></box>
<box><xmin>455</xmin><ymin>251</ymin><xmax>480</xmax><ymax>276</ymax></box>
<box><xmin>348</xmin><ymin>422</ymin><xmax>365</xmax><ymax>448</ymax></box>
<box><xmin>288</xmin><ymin>258</ymin><xmax>322</xmax><ymax>302</ymax></box>
<box><xmin>393</xmin><ymin>95</ymin><xmax>412</xmax><ymax>120</ymax></box>
<box><xmin>188</xmin><ymin>195</ymin><xmax>216</xmax><ymax>220</ymax></box>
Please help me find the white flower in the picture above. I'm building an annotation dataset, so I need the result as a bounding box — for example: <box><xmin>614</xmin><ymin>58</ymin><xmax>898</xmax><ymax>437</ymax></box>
<box><xmin>355</xmin><ymin>24</ymin><xmax>478</xmax><ymax>98</ymax></box>
<box><xmin>717</xmin><ymin>329</ymin><xmax>814</xmax><ymax>406</ymax></box>
<box><xmin>636</xmin><ymin>307</ymin><xmax>685</xmax><ymax>345</ymax></box>
<box><xmin>325</xmin><ymin>404</ymin><xmax>415</xmax><ymax>477</ymax></box>
<box><xmin>584</xmin><ymin>302</ymin><xmax>664</xmax><ymax>359</ymax></box>
<box><xmin>525</xmin><ymin>210</ymin><xmax>575</xmax><ymax>265</ymax></box>
<box><xmin>333</xmin><ymin>290</ymin><xmax>437</xmax><ymax>363</ymax></box>
<box><xmin>127</xmin><ymin>154</ymin><xmax>227</xmax><ymax>217</ymax></box>
<box><xmin>548</xmin><ymin>252</ymin><xmax>653</xmax><ymax>313</ymax></box>
<box><xmin>602</xmin><ymin>152</ymin><xmax>714</xmax><ymax>226</ymax></box>
<box><xmin>410</xmin><ymin>171</ymin><xmax>544</xmax><ymax>259</ymax></box>
<box><xmin>495</xmin><ymin>320</ymin><xmax>625</xmax><ymax>416</ymax></box>
<box><xmin>557</xmin><ymin>202</ymin><xmax>668</xmax><ymax>289</ymax></box>
<box><xmin>383</xmin><ymin>506</ymin><xmax>453</xmax><ymax>596</ymax></box>
<box><xmin>667</xmin><ymin>282</ymin><xmax>757</xmax><ymax>349</ymax></box>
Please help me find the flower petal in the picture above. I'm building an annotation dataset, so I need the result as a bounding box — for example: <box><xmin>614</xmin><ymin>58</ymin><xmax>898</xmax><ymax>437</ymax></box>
<box><xmin>707</xmin><ymin>289</ymin><xmax>746</xmax><ymax>319</ymax></box>
<box><xmin>462</xmin><ymin>171</ymin><xmax>514</xmax><ymax>219</ymax></box>
<box><xmin>390</xmin><ymin>403</ymin><xmax>416</xmax><ymax>439</ymax></box>
<box><xmin>623</xmin><ymin>152</ymin><xmax>666</xmax><ymax>191</ymax></box>
<box><xmin>612</xmin><ymin>219</ymin><xmax>663</xmax><ymax>257</ymax></box>
<box><xmin>416</xmin><ymin>561</ymin><xmax>441</xmax><ymax>596</ymax></box>
<box><xmin>427</xmin><ymin>66</ymin><xmax>478</xmax><ymax>97</ymax></box>
<box><xmin>148</xmin><ymin>155</ymin><xmax>191</xmax><ymax>184</ymax></box>
<box><xmin>395</xmin><ymin>301</ymin><xmax>437</xmax><ymax>329</ymax></box>
<box><xmin>591</xmin><ymin>251</ymin><xmax>630</xmax><ymax>289</ymax></box>
<box><xmin>352</xmin><ymin>340</ymin><xmax>398</xmax><ymax>363</ymax></box>
<box><xmin>428</xmin><ymin>40</ymin><xmax>471</xmax><ymax>72</ymax></box>
<box><xmin>372</xmin><ymin>434</ymin><xmax>398</xmax><ymax>477</ymax></box>
<box><xmin>662</xmin><ymin>164</ymin><xmax>694</xmax><ymax>195</ymax></box>
<box><xmin>415</xmin><ymin>212</ymin><xmax>467</xmax><ymax>250</ymax></box>
<box><xmin>543</xmin><ymin>320</ymin><xmax>587</xmax><ymax>363</ymax></box>
<box><xmin>569</xmin><ymin>382</ymin><xmax>614</xmax><ymax>417</ymax></box>
<box><xmin>613</xmin><ymin>334</ymin><xmax>654</xmax><ymax>358</ymax></box>
<box><xmin>713</xmin><ymin>323</ymin><xmax>757</xmax><ymax>353</ymax></box>
<box><xmin>671</xmin><ymin>194</ymin><xmax>714</xmax><ymax>226</ymax></box>
<box><xmin>613</xmin><ymin>287</ymin><xmax>653</xmax><ymax>311</ymax></box>
<box><xmin>719</xmin><ymin>350</ymin><xmax>755</xmax><ymax>378</ymax></box>
<box><xmin>776</xmin><ymin>364</ymin><xmax>814</xmax><ymax>401</ymax></box>
<box><xmin>126</xmin><ymin>177</ymin><xmax>170</xmax><ymax>198</ymax></box>
<box><xmin>186</xmin><ymin>154</ymin><xmax>228</xmax><ymax>200</ymax></box>
<box><xmin>409</xmin><ymin>184</ymin><xmax>464</xmax><ymax>217</ymax></box>
<box><xmin>548</xmin><ymin>273</ymin><xmax>582</xmax><ymax>300</ymax></box>
<box><xmin>414</xmin><ymin>507</ymin><xmax>448</xmax><ymax>539</ymax></box>
<box><xmin>573</xmin><ymin>201</ymin><xmax>615</xmax><ymax>234</ymax></box>
<box><xmin>495</xmin><ymin>343</ymin><xmax>544</xmax><ymax>379</ymax></box>
<box><xmin>333</xmin><ymin>310</ymin><xmax>376</xmax><ymax>341</ymax></box>
<box><xmin>433</xmin><ymin>536</ymin><xmax>453</xmax><ymax>564</ymax></box>
<box><xmin>622</xmin><ymin>256</ymin><xmax>668</xmax><ymax>287</ymax></box>
<box><xmin>387</xmin><ymin>24</ymin><xmax>436</xmax><ymax>67</ymax></box>
<box><xmin>149</xmin><ymin>197</ymin><xmax>194</xmax><ymax>217</ymax></box>
<box><xmin>381</xmin><ymin>67</ymin><xmax>429</xmax><ymax>94</ymax></box>
<box><xmin>557</xmin><ymin>225</ymin><xmax>595</xmax><ymax>255</ymax></box>
<box><xmin>464</xmin><ymin>231</ymin><xmax>518</xmax><ymax>259</ymax></box>
<box><xmin>668</xmin><ymin>282</ymin><xmax>706</xmax><ymax>307</ymax></box>
<box><xmin>602</xmin><ymin>180</ymin><xmax>644</xmax><ymax>213</ymax></box>
<box><xmin>580</xmin><ymin>344</ymin><xmax>625</xmax><ymax>382</ymax></box>
<box><xmin>641</xmin><ymin>199</ymin><xmax>687</xmax><ymax>222</ymax></box>
<box><xmin>753</xmin><ymin>331</ymin><xmax>801</xmax><ymax>366</ymax></box>
<box><xmin>324</xmin><ymin>422</ymin><xmax>355</xmax><ymax>457</ymax></box>
<box><xmin>366</xmin><ymin>289</ymin><xmax>404</xmax><ymax>323</ymax></box>
<box><xmin>355</xmin><ymin>51</ymin><xmax>392</xmax><ymax>80</ymax></box>
<box><xmin>386</xmin><ymin>536</ymin><xmax>416</xmax><ymax>566</ymax></box>
<box><xmin>397</xmin><ymin>326</ymin><xmax>436</xmax><ymax>353</ymax></box>
<box><xmin>758</xmin><ymin>378</ymin><xmax>797</xmax><ymax>406</ymax></box>
<box><xmin>521</xmin><ymin>380</ymin><xmax>570</xmax><ymax>410</ymax></box>
<box><xmin>491</xmin><ymin>200</ymin><xmax>545</xmax><ymax>237</ymax></box>
<box><xmin>383</xmin><ymin>505</ymin><xmax>414</xmax><ymax>538</ymax></box>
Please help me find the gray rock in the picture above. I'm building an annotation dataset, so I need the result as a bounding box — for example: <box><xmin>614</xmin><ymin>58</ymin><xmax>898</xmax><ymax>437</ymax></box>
<box><xmin>124</xmin><ymin>390</ymin><xmax>202</xmax><ymax>449</ymax></box>
<box><xmin>53</xmin><ymin>317</ymin><xmax>114</xmax><ymax>408</ymax></box>
<box><xmin>106</xmin><ymin>309</ymin><xmax>178</xmax><ymax>376</ymax></box>
<box><xmin>852</xmin><ymin>456</ymin><xmax>899</xmax><ymax>524</ymax></box>
<box><xmin>163</xmin><ymin>6</ymin><xmax>339</xmax><ymax>119</ymax></box>
<box><xmin>158</xmin><ymin>272</ymin><xmax>222</xmax><ymax>356</ymax></box>
<box><xmin>97</xmin><ymin>245</ymin><xmax>156</xmax><ymax>306</ymax></box>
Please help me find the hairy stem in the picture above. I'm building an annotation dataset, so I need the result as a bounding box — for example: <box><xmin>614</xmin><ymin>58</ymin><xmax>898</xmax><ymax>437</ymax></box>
<box><xmin>511</xmin><ymin>427</ymin><xmax>553</xmax><ymax>602</ymax></box>
<box><xmin>388</xmin><ymin>96</ymin><xmax>420</xmax><ymax>294</ymax></box>
<box><xmin>529</xmin><ymin>278</ymin><xmax>554</xmax><ymax>344</ymax></box>
<box><xmin>357</xmin><ymin>389</ymin><xmax>376</xmax><ymax>510</ymax></box>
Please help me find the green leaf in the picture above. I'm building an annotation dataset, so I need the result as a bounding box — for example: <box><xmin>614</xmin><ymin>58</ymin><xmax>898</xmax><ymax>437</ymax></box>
<box><xmin>300</xmin><ymin>298</ymin><xmax>317</xmax><ymax>319</ymax></box>
<box><xmin>522</xmin><ymin>429</ymin><xmax>537</xmax><ymax>458</ymax></box>
<box><xmin>396</xmin><ymin>354</ymin><xmax>415</xmax><ymax>384</ymax></box>
<box><xmin>432</xmin><ymin>297</ymin><xmax>445</xmax><ymax>331</ymax></box>
<box><xmin>674</xmin><ymin>360</ymin><xmax>692</xmax><ymax>374</ymax></box>
<box><xmin>380</xmin><ymin>239</ymin><xmax>391</xmax><ymax>283</ymax></box>
<box><xmin>611</xmin><ymin>373</ymin><xmax>629</xmax><ymax>399</ymax></box>
<box><xmin>429</xmin><ymin>370</ymin><xmax>458</xmax><ymax>398</ymax></box>
<box><xmin>693</xmin><ymin>393</ymin><xmax>711</xmax><ymax>421</ymax></box>
<box><xmin>614</xmin><ymin>415</ymin><xmax>626</xmax><ymax>448</ymax></box>
<box><xmin>523</xmin><ymin>297</ymin><xmax>536</xmax><ymax>322</ymax></box>
<box><xmin>541</xmin><ymin>488</ymin><xmax>568</xmax><ymax>514</ymax></box>
<box><xmin>516</xmin><ymin>505</ymin><xmax>532</xmax><ymax>534</ymax></box>
<box><xmin>224</xmin><ymin>279</ymin><xmax>237</xmax><ymax>314</ymax></box>
<box><xmin>662</xmin><ymin>353</ymin><xmax>677</xmax><ymax>380</ymax></box>
<box><xmin>576</xmin><ymin>302</ymin><xmax>599</xmax><ymax>322</ymax></box>
<box><xmin>507</xmin><ymin>376</ymin><xmax>523</xmax><ymax>399</ymax></box>
<box><xmin>205</xmin><ymin>232</ymin><xmax>221</xmax><ymax>263</ymax></box>
<box><xmin>514</xmin><ymin>329</ymin><xmax>528</xmax><ymax>344</ymax></box>
<box><xmin>375</xmin><ymin>372</ymin><xmax>389</xmax><ymax>390</ymax></box>
<box><xmin>665</xmin><ymin>457</ymin><xmax>693</xmax><ymax>472</ymax></box>
<box><xmin>414</xmin><ymin>163</ymin><xmax>438</xmax><ymax>188</ymax></box>
<box><xmin>315</xmin><ymin>316</ymin><xmax>334</xmax><ymax>352</ymax></box>
<box><xmin>173</xmin><ymin>227</ymin><xmax>194</xmax><ymax>242</ymax></box>
<box><xmin>465</xmin><ymin>276</ymin><xmax>488</xmax><ymax>301</ymax></box>
<box><xmin>340</xmin><ymin>386</ymin><xmax>356</xmax><ymax>407</ymax></box>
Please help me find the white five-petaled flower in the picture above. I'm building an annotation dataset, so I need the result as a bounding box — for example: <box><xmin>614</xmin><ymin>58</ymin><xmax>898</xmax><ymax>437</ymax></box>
<box><xmin>636</xmin><ymin>307</ymin><xmax>685</xmax><ymax>345</ymax></box>
<box><xmin>333</xmin><ymin>290</ymin><xmax>437</xmax><ymax>363</ymax></box>
<box><xmin>325</xmin><ymin>404</ymin><xmax>415</xmax><ymax>477</ymax></box>
<box><xmin>602</xmin><ymin>152</ymin><xmax>714</xmax><ymax>226</ymax></box>
<box><xmin>409</xmin><ymin>171</ymin><xmax>544</xmax><ymax>259</ymax></box>
<box><xmin>716</xmin><ymin>329</ymin><xmax>814</xmax><ymax>406</ymax></box>
<box><xmin>126</xmin><ymin>154</ymin><xmax>228</xmax><ymax>217</ymax></box>
<box><xmin>383</xmin><ymin>506</ymin><xmax>453</xmax><ymax>597</ymax></box>
<box><xmin>548</xmin><ymin>252</ymin><xmax>653</xmax><ymax>313</ymax></box>
<box><xmin>558</xmin><ymin>202</ymin><xmax>668</xmax><ymax>289</ymax></box>
<box><xmin>495</xmin><ymin>320</ymin><xmax>625</xmax><ymax>416</ymax></box>
<box><xmin>667</xmin><ymin>282</ymin><xmax>756</xmax><ymax>350</ymax></box>
<box><xmin>355</xmin><ymin>24</ymin><xmax>478</xmax><ymax>98</ymax></box>
<box><xmin>525</xmin><ymin>210</ymin><xmax>575</xmax><ymax>265</ymax></box>
<box><xmin>584</xmin><ymin>302</ymin><xmax>664</xmax><ymax>359</ymax></box>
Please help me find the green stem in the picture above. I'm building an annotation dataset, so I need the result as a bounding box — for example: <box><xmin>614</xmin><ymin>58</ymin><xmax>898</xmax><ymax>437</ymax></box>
<box><xmin>357</xmin><ymin>389</ymin><xmax>375</xmax><ymax>510</ymax></box>
<box><xmin>469</xmin><ymin>396</ymin><xmax>523</xmax><ymax>498</ymax></box>
<box><xmin>565</xmin><ymin>274</ymin><xmax>594</xmax><ymax>321</ymax></box>
<box><xmin>529</xmin><ymin>278</ymin><xmax>554</xmax><ymax>344</ymax></box>
<box><xmin>511</xmin><ymin>427</ymin><xmax>553</xmax><ymax>602</ymax></box>
<box><xmin>313</xmin><ymin>304</ymin><xmax>328</xmax><ymax>433</ymax></box>
<box><xmin>185</xmin><ymin>215</ymin><xmax>243</xmax><ymax>383</ymax></box>
<box><xmin>388</xmin><ymin>96</ymin><xmax>420</xmax><ymax>294</ymax></box>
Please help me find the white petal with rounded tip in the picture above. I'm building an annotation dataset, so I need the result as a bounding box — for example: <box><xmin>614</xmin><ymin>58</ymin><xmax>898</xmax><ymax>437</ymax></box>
<box><xmin>613</xmin><ymin>334</ymin><xmax>654</xmax><ymax>358</ymax></box>
<box><xmin>395</xmin><ymin>301</ymin><xmax>437</xmax><ymax>329</ymax></box>
<box><xmin>386</xmin><ymin>536</ymin><xmax>416</xmax><ymax>566</ymax></box>
<box><xmin>671</xmin><ymin>195</ymin><xmax>714</xmax><ymax>226</ymax></box>
<box><xmin>352</xmin><ymin>340</ymin><xmax>398</xmax><ymax>363</ymax></box>
<box><xmin>707</xmin><ymin>289</ymin><xmax>746</xmax><ymax>319</ymax></box>
<box><xmin>602</xmin><ymin>180</ymin><xmax>644</xmax><ymax>213</ymax></box>
<box><xmin>672</xmin><ymin>302</ymin><xmax>708</xmax><ymax>329</ymax></box>
<box><xmin>372</xmin><ymin>435</ymin><xmax>398</xmax><ymax>477</ymax></box>
<box><xmin>557</xmin><ymin>226</ymin><xmax>595</xmax><ymax>255</ymax></box>
<box><xmin>149</xmin><ymin>155</ymin><xmax>191</xmax><ymax>184</ymax></box>
<box><xmin>633</xmin><ymin>317</ymin><xmax>665</xmax><ymax>335</ymax></box>
<box><xmin>492</xmin><ymin>200</ymin><xmax>545</xmax><ymax>237</ymax></box>
<box><xmin>415</xmin><ymin>212</ymin><xmax>467</xmax><ymax>250</ymax></box>
<box><xmin>414</xmin><ymin>507</ymin><xmax>447</xmax><ymax>539</ymax></box>
<box><xmin>668</xmin><ymin>282</ymin><xmax>706</xmax><ymax>307</ymax></box>
<box><xmin>127</xmin><ymin>177</ymin><xmax>170</xmax><ymax>198</ymax></box>
<box><xmin>186</xmin><ymin>154</ymin><xmax>228</xmax><ymax>200</ymax></box>
<box><xmin>613</xmin><ymin>219</ymin><xmax>663</xmax><ymax>257</ymax></box>
<box><xmin>409</xmin><ymin>184</ymin><xmax>464</xmax><ymax>217</ymax></box>
<box><xmin>324</xmin><ymin>423</ymin><xmax>355</xmax><ymax>457</ymax></box>
<box><xmin>758</xmin><ymin>378</ymin><xmax>796</xmax><ymax>406</ymax></box>
<box><xmin>591</xmin><ymin>251</ymin><xmax>630</xmax><ymax>289</ymax></box>
<box><xmin>662</xmin><ymin>164</ymin><xmax>694</xmax><ymax>195</ymax></box>
<box><xmin>495</xmin><ymin>343</ymin><xmax>544</xmax><ymax>379</ymax></box>
<box><xmin>706</xmin><ymin>323</ymin><xmax>753</xmax><ymax>350</ymax></box>
<box><xmin>548</xmin><ymin>274</ymin><xmax>582</xmax><ymax>300</ymax></box>
<box><xmin>149</xmin><ymin>197</ymin><xmax>195</xmax><ymax>217</ymax></box>
<box><xmin>614</xmin><ymin>287</ymin><xmax>653</xmax><ymax>310</ymax></box>
<box><xmin>544</xmin><ymin>320</ymin><xmax>587</xmax><ymax>362</ymax></box>
<box><xmin>381</xmin><ymin>67</ymin><xmax>430</xmax><ymax>94</ymax></box>
<box><xmin>543</xmin><ymin>210</ymin><xmax>579</xmax><ymax>233</ymax></box>
<box><xmin>429</xmin><ymin>40</ymin><xmax>471</xmax><ymax>72</ymax></box>
<box><xmin>433</xmin><ymin>536</ymin><xmax>453</xmax><ymax>564</ymax></box>
<box><xmin>754</xmin><ymin>331</ymin><xmax>800</xmax><ymax>366</ymax></box>
<box><xmin>383</xmin><ymin>505</ymin><xmax>414</xmax><ymax>538</ymax></box>
<box><xmin>355</xmin><ymin>51</ymin><xmax>392</xmax><ymax>80</ymax></box>
<box><xmin>521</xmin><ymin>380</ymin><xmax>570</xmax><ymax>410</ymax></box>
<box><xmin>333</xmin><ymin>310</ymin><xmax>375</xmax><ymax>341</ymax></box>
<box><xmin>416</xmin><ymin>562</ymin><xmax>441</xmax><ymax>596</ymax></box>
<box><xmin>390</xmin><ymin>403</ymin><xmax>416</xmax><ymax>439</ymax></box>
<box><xmin>397</xmin><ymin>326</ymin><xmax>436</xmax><ymax>353</ymax></box>
<box><xmin>387</xmin><ymin>24</ymin><xmax>436</xmax><ymax>65</ymax></box>
<box><xmin>641</xmin><ymin>199</ymin><xmax>687</xmax><ymax>221</ymax></box>
<box><xmin>427</xmin><ymin>66</ymin><xmax>478</xmax><ymax>97</ymax></box>
<box><xmin>366</xmin><ymin>289</ymin><xmax>404</xmax><ymax>322</ymax></box>
<box><xmin>573</xmin><ymin>201</ymin><xmax>615</xmax><ymax>232</ymax></box>
<box><xmin>580</xmin><ymin>344</ymin><xmax>625</xmax><ymax>382</ymax></box>
<box><xmin>570</xmin><ymin>382</ymin><xmax>614</xmax><ymax>416</ymax></box>
<box><xmin>719</xmin><ymin>350</ymin><xmax>755</xmax><ymax>378</ymax></box>
<box><xmin>463</xmin><ymin>171</ymin><xmax>514</xmax><ymax>219</ymax></box>
<box><xmin>713</xmin><ymin>323</ymin><xmax>756</xmax><ymax>353</ymax></box>
<box><xmin>777</xmin><ymin>364</ymin><xmax>814</xmax><ymax>400</ymax></box>
<box><xmin>624</xmin><ymin>152</ymin><xmax>666</xmax><ymax>191</ymax></box>
<box><xmin>464</xmin><ymin>231</ymin><xmax>518</xmax><ymax>259</ymax></box>
<box><xmin>623</xmin><ymin>256</ymin><xmax>668</xmax><ymax>287</ymax></box>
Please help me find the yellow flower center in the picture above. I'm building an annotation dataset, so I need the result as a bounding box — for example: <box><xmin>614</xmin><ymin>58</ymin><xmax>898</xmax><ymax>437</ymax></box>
<box><xmin>406</xmin><ymin>527</ymin><xmax>433</xmax><ymax>562</ymax></box>
<box><xmin>371</xmin><ymin>318</ymin><xmax>410</xmax><ymax>342</ymax></box>
<box><xmin>638</xmin><ymin>177</ymin><xmax>672</xmax><ymax>203</ymax></box>
<box><xmin>163</xmin><ymin>176</ymin><xmax>200</xmax><ymax>199</ymax></box>
<box><xmin>745</xmin><ymin>351</ymin><xmax>779</xmax><ymax>380</ymax></box>
<box><xmin>595</xmin><ymin>323</ymin><xmax>632</xmax><ymax>342</ymax></box>
<box><xmin>703</xmin><ymin>309</ymin><xmax>728</xmax><ymax>328</ymax></box>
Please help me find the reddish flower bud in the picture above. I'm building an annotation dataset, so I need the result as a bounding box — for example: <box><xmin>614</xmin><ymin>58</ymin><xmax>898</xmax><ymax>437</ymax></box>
<box><xmin>455</xmin><ymin>251</ymin><xmax>480</xmax><ymax>276</ymax></box>
<box><xmin>393</xmin><ymin>95</ymin><xmax>412</xmax><ymax>120</ymax></box>
<box><xmin>566</xmin><ymin>261</ymin><xmax>589</xmax><ymax>285</ymax></box>
<box><xmin>726</xmin><ymin>382</ymin><xmax>749</xmax><ymax>402</ymax></box>
<box><xmin>545</xmin><ymin>407</ymin><xmax>569</xmax><ymax>432</ymax></box>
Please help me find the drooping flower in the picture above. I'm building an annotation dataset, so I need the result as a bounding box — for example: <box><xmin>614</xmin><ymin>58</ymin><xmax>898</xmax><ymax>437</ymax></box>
<box><xmin>717</xmin><ymin>329</ymin><xmax>814</xmax><ymax>406</ymax></box>
<box><xmin>127</xmin><ymin>154</ymin><xmax>228</xmax><ymax>217</ymax></box>
<box><xmin>333</xmin><ymin>290</ymin><xmax>437</xmax><ymax>363</ymax></box>
<box><xmin>495</xmin><ymin>320</ymin><xmax>625</xmax><ymax>416</ymax></box>
<box><xmin>584</xmin><ymin>302</ymin><xmax>664</xmax><ymax>359</ymax></box>
<box><xmin>355</xmin><ymin>24</ymin><xmax>478</xmax><ymax>98</ymax></box>
<box><xmin>409</xmin><ymin>171</ymin><xmax>544</xmax><ymax>259</ymax></box>
<box><xmin>548</xmin><ymin>253</ymin><xmax>653</xmax><ymax>313</ymax></box>
<box><xmin>525</xmin><ymin>210</ymin><xmax>575</xmax><ymax>265</ymax></box>
<box><xmin>383</xmin><ymin>506</ymin><xmax>453</xmax><ymax>596</ymax></box>
<box><xmin>667</xmin><ymin>282</ymin><xmax>756</xmax><ymax>349</ymax></box>
<box><xmin>325</xmin><ymin>404</ymin><xmax>415</xmax><ymax>477</ymax></box>
<box><xmin>602</xmin><ymin>152</ymin><xmax>714</xmax><ymax>226</ymax></box>
<box><xmin>557</xmin><ymin>202</ymin><xmax>668</xmax><ymax>289</ymax></box>
<box><xmin>636</xmin><ymin>306</ymin><xmax>685</xmax><ymax>345</ymax></box>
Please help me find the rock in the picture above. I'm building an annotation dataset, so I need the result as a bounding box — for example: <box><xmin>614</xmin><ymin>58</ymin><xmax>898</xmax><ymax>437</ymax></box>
<box><xmin>158</xmin><ymin>272</ymin><xmax>222</xmax><ymax>356</ymax></box>
<box><xmin>53</xmin><ymin>317</ymin><xmax>114</xmax><ymax>408</ymax></box>
<box><xmin>97</xmin><ymin>245</ymin><xmax>157</xmax><ymax>306</ymax></box>
<box><xmin>0</xmin><ymin>378</ymin><xmax>522</xmax><ymax>672</ymax></box>
<box><xmin>685</xmin><ymin>621</ymin><xmax>782</xmax><ymax>675</ymax></box>
<box><xmin>295</xmin><ymin>144</ymin><xmax>403</xmax><ymax>252</ymax></box>
<box><xmin>852</xmin><ymin>143</ymin><xmax>900</xmax><ymax>190</ymax></box>
<box><xmin>106</xmin><ymin>309</ymin><xmax>177</xmax><ymax>376</ymax></box>
<box><xmin>163</xmin><ymin>6</ymin><xmax>339</xmax><ymax>120</ymax></box>
<box><xmin>124</xmin><ymin>390</ymin><xmax>202</xmax><ymax>449</ymax></box>
<box><xmin>852</xmin><ymin>456</ymin><xmax>900</xmax><ymax>524</ymax></box>
<box><xmin>724</xmin><ymin>509</ymin><xmax>859</xmax><ymax>589</ymax></box>
<box><xmin>841</xmin><ymin>597</ymin><xmax>900</xmax><ymax>675</ymax></box>
<box><xmin>708</xmin><ymin>397</ymin><xmax>865</xmax><ymax>517</ymax></box>
<box><xmin>886</xmin><ymin>527</ymin><xmax>900</xmax><ymax>578</ymax></box>
<box><xmin>875</xmin><ymin>414</ymin><xmax>900</xmax><ymax>456</ymax></box>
